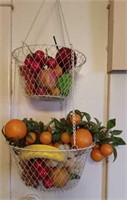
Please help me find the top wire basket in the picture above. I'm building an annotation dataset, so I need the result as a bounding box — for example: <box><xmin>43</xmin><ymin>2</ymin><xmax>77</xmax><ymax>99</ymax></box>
<box><xmin>12</xmin><ymin>44</ymin><xmax>86</xmax><ymax>101</ymax></box>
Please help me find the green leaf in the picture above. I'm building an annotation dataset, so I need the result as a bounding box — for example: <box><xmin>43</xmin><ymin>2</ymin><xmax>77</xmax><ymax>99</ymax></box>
<box><xmin>22</xmin><ymin>118</ymin><xmax>44</xmax><ymax>135</ymax></box>
<box><xmin>75</xmin><ymin>109</ymin><xmax>82</xmax><ymax>117</ymax></box>
<box><xmin>110</xmin><ymin>130</ymin><xmax>123</xmax><ymax>135</ymax></box>
<box><xmin>45</xmin><ymin>119</ymin><xmax>54</xmax><ymax>128</ymax></box>
<box><xmin>70</xmin><ymin>173</ymin><xmax>80</xmax><ymax>180</ymax></box>
<box><xmin>37</xmin><ymin>121</ymin><xmax>44</xmax><ymax>133</ymax></box>
<box><xmin>107</xmin><ymin>119</ymin><xmax>116</xmax><ymax>130</ymax></box>
<box><xmin>94</xmin><ymin>118</ymin><xmax>101</xmax><ymax>124</ymax></box>
<box><xmin>98</xmin><ymin>126</ymin><xmax>105</xmax><ymax>131</ymax></box>
<box><xmin>53</xmin><ymin>118</ymin><xmax>62</xmax><ymax>130</ymax></box>
<box><xmin>66</xmin><ymin>126</ymin><xmax>73</xmax><ymax>136</ymax></box>
<box><xmin>99</xmin><ymin>138</ymin><xmax>113</xmax><ymax>144</ymax></box>
<box><xmin>113</xmin><ymin>147</ymin><xmax>117</xmax><ymax>162</ymax></box>
<box><xmin>52</xmin><ymin>131</ymin><xmax>61</xmax><ymax>143</ymax></box>
<box><xmin>78</xmin><ymin>120</ymin><xmax>88</xmax><ymax>127</ymax></box>
<box><xmin>60</xmin><ymin>118</ymin><xmax>66</xmax><ymax>125</ymax></box>
<box><xmin>90</xmin><ymin>124</ymin><xmax>100</xmax><ymax>133</ymax></box>
<box><xmin>112</xmin><ymin>137</ymin><xmax>126</xmax><ymax>146</ymax></box>
<box><xmin>82</xmin><ymin>112</ymin><xmax>91</xmax><ymax>122</ymax></box>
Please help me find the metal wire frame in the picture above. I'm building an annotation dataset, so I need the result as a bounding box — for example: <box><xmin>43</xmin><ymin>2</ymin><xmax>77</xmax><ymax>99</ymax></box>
<box><xmin>12</xmin><ymin>44</ymin><xmax>86</xmax><ymax>101</ymax></box>
<box><xmin>9</xmin><ymin>144</ymin><xmax>93</xmax><ymax>192</ymax></box>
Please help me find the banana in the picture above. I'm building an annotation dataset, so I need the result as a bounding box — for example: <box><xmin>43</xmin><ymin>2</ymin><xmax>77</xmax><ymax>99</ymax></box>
<box><xmin>20</xmin><ymin>144</ymin><xmax>66</xmax><ymax>162</ymax></box>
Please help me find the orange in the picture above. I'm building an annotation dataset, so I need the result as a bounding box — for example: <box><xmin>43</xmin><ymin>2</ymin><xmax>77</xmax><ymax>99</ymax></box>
<box><xmin>69</xmin><ymin>113</ymin><xmax>81</xmax><ymax>125</ymax></box>
<box><xmin>61</xmin><ymin>132</ymin><xmax>71</xmax><ymax>144</ymax></box>
<box><xmin>90</xmin><ymin>149</ymin><xmax>103</xmax><ymax>162</ymax></box>
<box><xmin>71</xmin><ymin>128</ymin><xmax>93</xmax><ymax>148</ymax></box>
<box><xmin>52</xmin><ymin>87</ymin><xmax>61</xmax><ymax>96</ymax></box>
<box><xmin>40</xmin><ymin>131</ymin><xmax>52</xmax><ymax>145</ymax></box>
<box><xmin>25</xmin><ymin>132</ymin><xmax>37</xmax><ymax>145</ymax></box>
<box><xmin>54</xmin><ymin>65</ymin><xmax>63</xmax><ymax>77</ymax></box>
<box><xmin>100</xmin><ymin>144</ymin><xmax>113</xmax><ymax>157</ymax></box>
<box><xmin>4</xmin><ymin>119</ymin><xmax>27</xmax><ymax>140</ymax></box>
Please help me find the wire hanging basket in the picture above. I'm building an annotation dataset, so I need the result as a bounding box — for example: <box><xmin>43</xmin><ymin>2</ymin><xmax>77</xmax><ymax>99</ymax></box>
<box><xmin>8</xmin><ymin>0</ymin><xmax>90</xmax><ymax>193</ymax></box>
<box><xmin>9</xmin><ymin>144</ymin><xmax>92</xmax><ymax>191</ymax></box>
<box><xmin>12</xmin><ymin>44</ymin><xmax>86</xmax><ymax>101</ymax></box>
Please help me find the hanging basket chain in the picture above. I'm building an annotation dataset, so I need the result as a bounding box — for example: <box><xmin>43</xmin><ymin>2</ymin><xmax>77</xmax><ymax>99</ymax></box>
<box><xmin>56</xmin><ymin>0</ymin><xmax>77</xmax><ymax>143</ymax></box>
<box><xmin>23</xmin><ymin>0</ymin><xmax>45</xmax><ymax>44</ymax></box>
<box><xmin>23</xmin><ymin>0</ymin><xmax>70</xmax><ymax>46</ymax></box>
<box><xmin>71</xmin><ymin>44</ymin><xmax>77</xmax><ymax>147</ymax></box>
<box><xmin>56</xmin><ymin>0</ymin><xmax>71</xmax><ymax>47</ymax></box>
<box><xmin>56</xmin><ymin>0</ymin><xmax>66</xmax><ymax>46</ymax></box>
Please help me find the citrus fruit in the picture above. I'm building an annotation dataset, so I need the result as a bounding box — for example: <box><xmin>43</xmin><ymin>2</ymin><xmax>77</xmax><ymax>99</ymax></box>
<box><xmin>90</xmin><ymin>149</ymin><xmax>103</xmax><ymax>162</ymax></box>
<box><xmin>69</xmin><ymin>113</ymin><xmax>82</xmax><ymax>125</ymax></box>
<box><xmin>4</xmin><ymin>119</ymin><xmax>27</xmax><ymax>140</ymax></box>
<box><xmin>52</xmin><ymin>87</ymin><xmax>61</xmax><ymax>96</ymax></box>
<box><xmin>40</xmin><ymin>131</ymin><xmax>52</xmax><ymax>145</ymax></box>
<box><xmin>71</xmin><ymin>128</ymin><xmax>93</xmax><ymax>148</ymax></box>
<box><xmin>54</xmin><ymin>65</ymin><xmax>63</xmax><ymax>77</ymax></box>
<box><xmin>61</xmin><ymin>132</ymin><xmax>71</xmax><ymax>144</ymax></box>
<box><xmin>100</xmin><ymin>144</ymin><xmax>113</xmax><ymax>156</ymax></box>
<box><xmin>25</xmin><ymin>132</ymin><xmax>37</xmax><ymax>145</ymax></box>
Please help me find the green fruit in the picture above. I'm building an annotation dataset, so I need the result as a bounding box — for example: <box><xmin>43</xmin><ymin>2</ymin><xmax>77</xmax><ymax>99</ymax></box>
<box><xmin>57</xmin><ymin>74</ymin><xmax>72</xmax><ymax>96</ymax></box>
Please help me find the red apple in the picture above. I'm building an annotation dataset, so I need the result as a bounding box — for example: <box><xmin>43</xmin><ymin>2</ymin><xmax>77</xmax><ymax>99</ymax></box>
<box><xmin>33</xmin><ymin>160</ymin><xmax>51</xmax><ymax>180</ymax></box>
<box><xmin>20</xmin><ymin>65</ymin><xmax>27</xmax><ymax>77</ymax></box>
<box><xmin>24</xmin><ymin>57</ymin><xmax>34</xmax><ymax>67</ymax></box>
<box><xmin>25</xmin><ymin>82</ymin><xmax>35</xmax><ymax>95</ymax></box>
<box><xmin>37</xmin><ymin>69</ymin><xmax>58</xmax><ymax>90</ymax></box>
<box><xmin>33</xmin><ymin>159</ymin><xmax>44</xmax><ymax>169</ymax></box>
<box><xmin>37</xmin><ymin>166</ymin><xmax>50</xmax><ymax>179</ymax></box>
<box><xmin>34</xmin><ymin>50</ymin><xmax>44</xmax><ymax>61</ymax></box>
<box><xmin>21</xmin><ymin>163</ymin><xmax>39</xmax><ymax>188</ymax></box>
<box><xmin>26</xmin><ymin>76</ymin><xmax>36</xmax><ymax>84</ymax></box>
<box><xmin>24</xmin><ymin>72</ymin><xmax>35</xmax><ymax>83</ymax></box>
<box><xmin>36</xmin><ymin>86</ymin><xmax>47</xmax><ymax>95</ymax></box>
<box><xmin>30</xmin><ymin>61</ymin><xmax>41</xmax><ymax>73</ymax></box>
<box><xmin>47</xmin><ymin>57</ymin><xmax>58</xmax><ymax>69</ymax></box>
<box><xmin>34</xmin><ymin>50</ymin><xmax>47</xmax><ymax>66</ymax></box>
<box><xmin>43</xmin><ymin>177</ymin><xmax>54</xmax><ymax>189</ymax></box>
<box><xmin>55</xmin><ymin>47</ymin><xmax>77</xmax><ymax>72</ymax></box>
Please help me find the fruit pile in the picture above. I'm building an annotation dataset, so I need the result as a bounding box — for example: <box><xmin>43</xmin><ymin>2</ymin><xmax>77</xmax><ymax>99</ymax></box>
<box><xmin>19</xmin><ymin>45</ymin><xmax>77</xmax><ymax>98</ymax></box>
<box><xmin>20</xmin><ymin>157</ymin><xmax>80</xmax><ymax>190</ymax></box>
<box><xmin>18</xmin><ymin>143</ymin><xmax>83</xmax><ymax>190</ymax></box>
<box><xmin>2</xmin><ymin>110</ymin><xmax>126</xmax><ymax>190</ymax></box>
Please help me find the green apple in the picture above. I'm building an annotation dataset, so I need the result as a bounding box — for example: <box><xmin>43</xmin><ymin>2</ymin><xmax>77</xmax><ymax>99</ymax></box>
<box><xmin>57</xmin><ymin>74</ymin><xmax>72</xmax><ymax>96</ymax></box>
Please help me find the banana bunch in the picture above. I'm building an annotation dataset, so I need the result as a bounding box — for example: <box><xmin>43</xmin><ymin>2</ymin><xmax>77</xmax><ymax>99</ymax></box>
<box><xmin>20</xmin><ymin>144</ymin><xmax>66</xmax><ymax>162</ymax></box>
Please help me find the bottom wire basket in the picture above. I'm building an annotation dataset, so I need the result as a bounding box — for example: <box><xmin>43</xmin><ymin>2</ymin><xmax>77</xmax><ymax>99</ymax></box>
<box><xmin>10</xmin><ymin>145</ymin><xmax>92</xmax><ymax>192</ymax></box>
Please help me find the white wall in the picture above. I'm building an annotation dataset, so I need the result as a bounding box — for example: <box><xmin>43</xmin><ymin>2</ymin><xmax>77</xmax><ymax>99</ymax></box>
<box><xmin>107</xmin><ymin>74</ymin><xmax>127</xmax><ymax>200</ymax></box>
<box><xmin>0</xmin><ymin>5</ymin><xmax>11</xmax><ymax>200</ymax></box>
